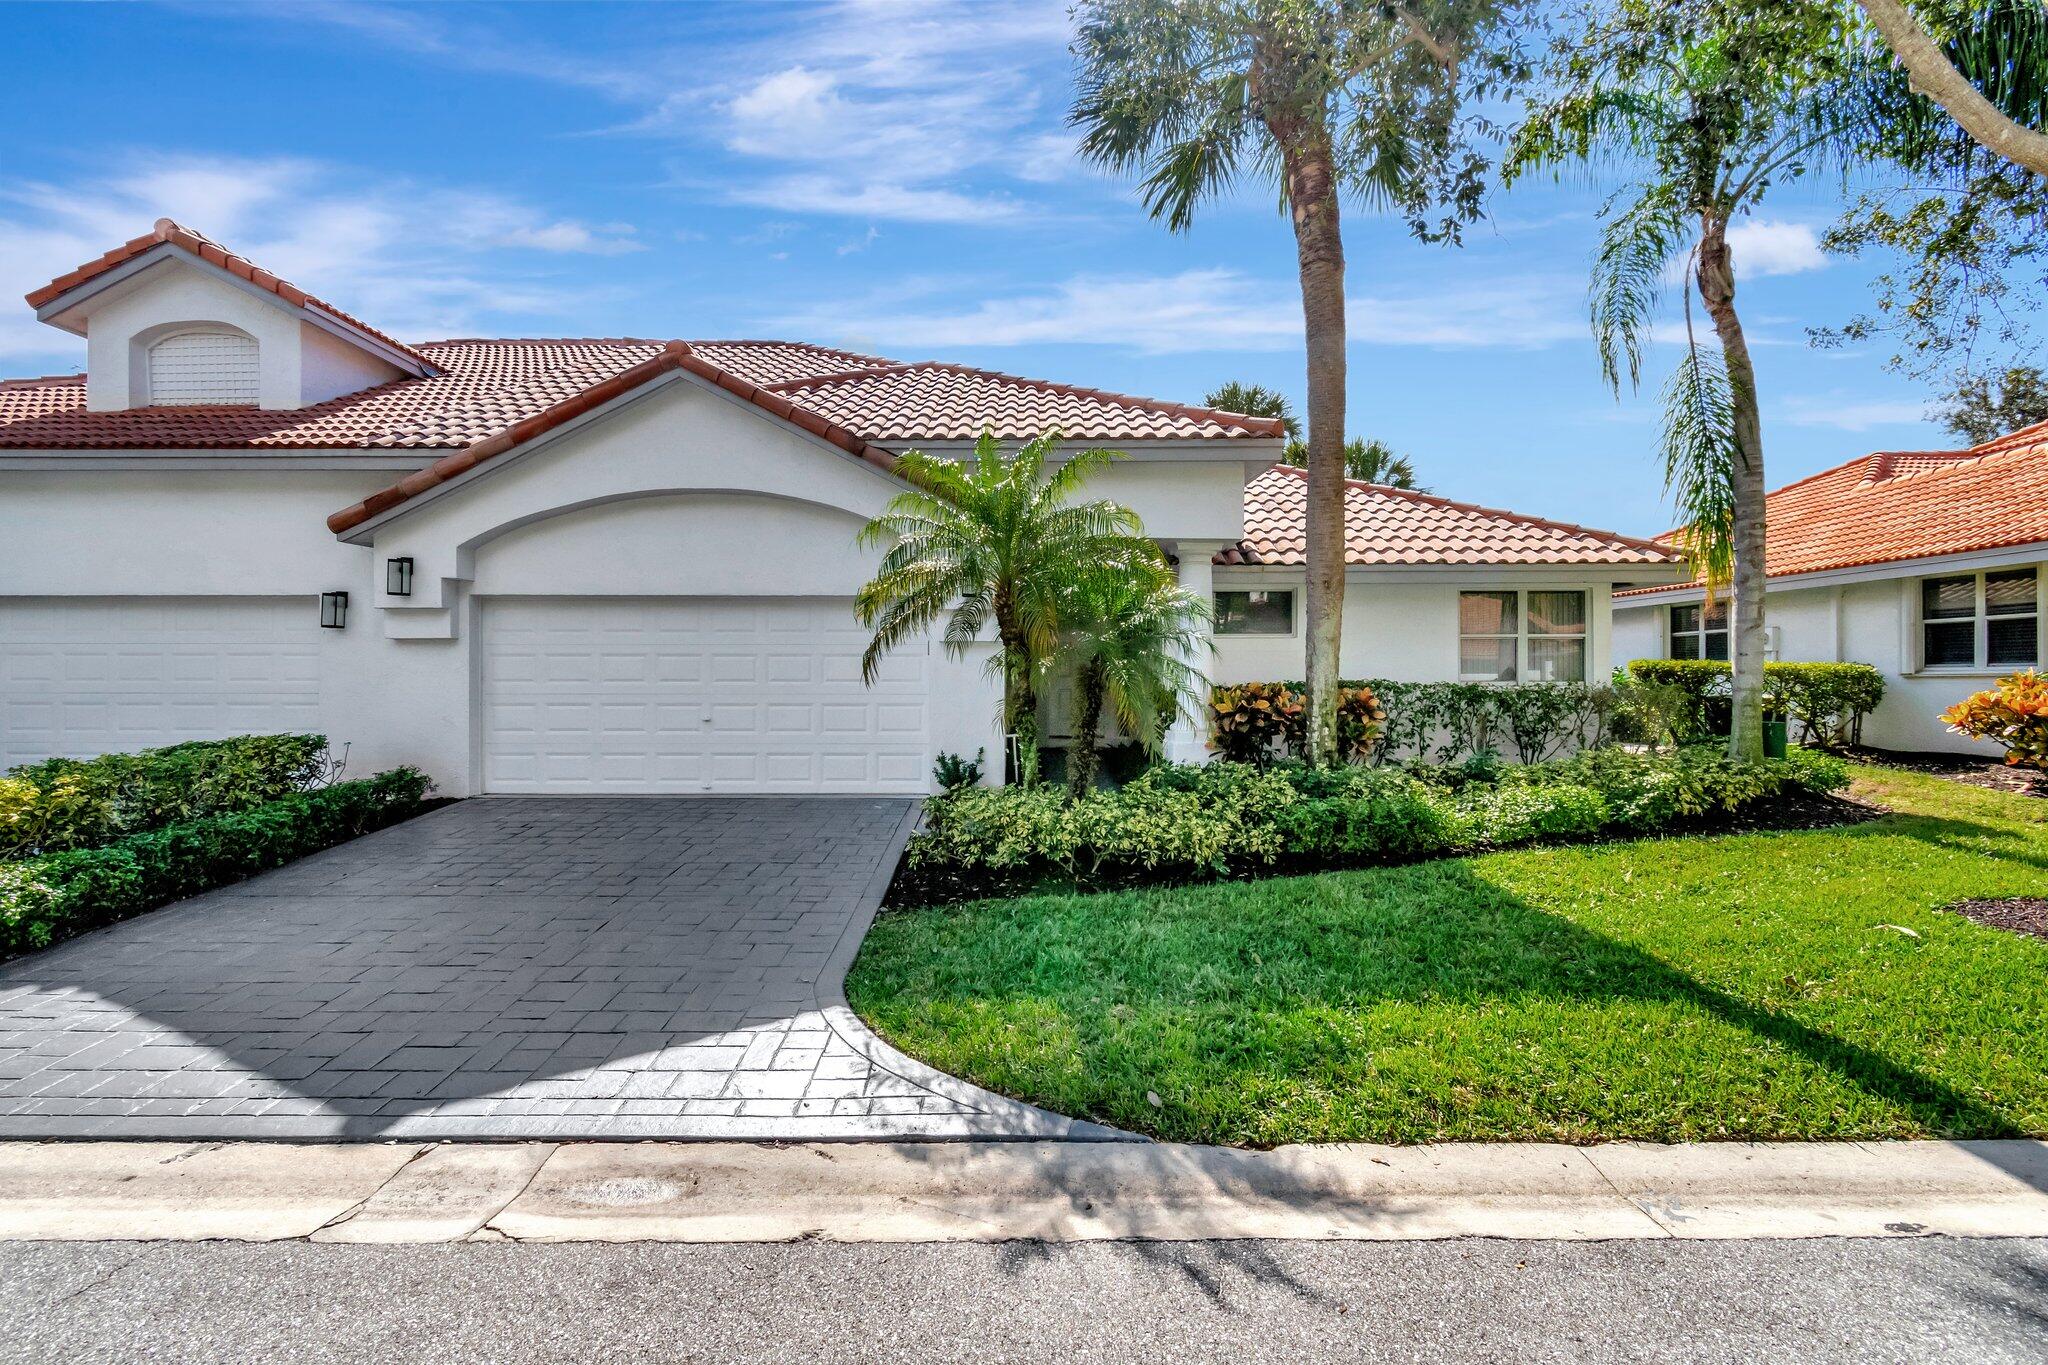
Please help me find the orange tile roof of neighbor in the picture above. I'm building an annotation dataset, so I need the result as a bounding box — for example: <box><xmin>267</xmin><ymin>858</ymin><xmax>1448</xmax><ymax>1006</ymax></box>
<box><xmin>1218</xmin><ymin>465</ymin><xmax>1685</xmax><ymax>568</ymax></box>
<box><xmin>1616</xmin><ymin>420</ymin><xmax>2048</xmax><ymax>595</ymax></box>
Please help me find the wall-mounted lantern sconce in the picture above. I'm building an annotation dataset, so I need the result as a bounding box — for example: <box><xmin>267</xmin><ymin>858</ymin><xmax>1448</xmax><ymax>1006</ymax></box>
<box><xmin>386</xmin><ymin>556</ymin><xmax>414</xmax><ymax>597</ymax></box>
<box><xmin>320</xmin><ymin>591</ymin><xmax>348</xmax><ymax>630</ymax></box>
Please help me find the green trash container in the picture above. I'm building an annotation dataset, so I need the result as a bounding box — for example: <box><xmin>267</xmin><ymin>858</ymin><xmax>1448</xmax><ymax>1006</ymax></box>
<box><xmin>1763</xmin><ymin>719</ymin><xmax>1788</xmax><ymax>759</ymax></box>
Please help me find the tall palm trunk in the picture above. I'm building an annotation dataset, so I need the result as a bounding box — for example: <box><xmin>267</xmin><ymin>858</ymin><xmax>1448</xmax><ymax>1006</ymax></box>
<box><xmin>1271</xmin><ymin>109</ymin><xmax>1349</xmax><ymax>766</ymax></box>
<box><xmin>1068</xmin><ymin>661</ymin><xmax>1106</xmax><ymax>798</ymax></box>
<box><xmin>1696</xmin><ymin>212</ymin><xmax>1768</xmax><ymax>763</ymax></box>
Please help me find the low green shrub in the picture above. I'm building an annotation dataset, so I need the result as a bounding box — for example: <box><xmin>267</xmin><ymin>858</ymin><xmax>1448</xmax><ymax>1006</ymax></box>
<box><xmin>1624</xmin><ymin>660</ymin><xmax>1886</xmax><ymax>747</ymax></box>
<box><xmin>1</xmin><ymin>734</ymin><xmax>336</xmax><ymax>859</ymax></box>
<box><xmin>892</xmin><ymin>748</ymin><xmax>1850</xmax><ymax>905</ymax></box>
<box><xmin>0</xmin><ymin>768</ymin><xmax>430</xmax><ymax>959</ymax></box>
<box><xmin>1213</xmin><ymin>678</ymin><xmax>1617</xmax><ymax>767</ymax></box>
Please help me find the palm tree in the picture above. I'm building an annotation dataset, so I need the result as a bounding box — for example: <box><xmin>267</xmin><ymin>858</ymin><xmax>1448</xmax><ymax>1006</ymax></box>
<box><xmin>1054</xmin><ymin>573</ymin><xmax>1212</xmax><ymax>796</ymax></box>
<box><xmin>1283</xmin><ymin>436</ymin><xmax>1427</xmax><ymax>489</ymax></box>
<box><xmin>1204</xmin><ymin>381</ymin><xmax>1300</xmax><ymax>438</ymax></box>
<box><xmin>1508</xmin><ymin>0</ymin><xmax>1865</xmax><ymax>761</ymax></box>
<box><xmin>855</xmin><ymin>430</ymin><xmax>1164</xmax><ymax>777</ymax></box>
<box><xmin>1073</xmin><ymin>0</ymin><xmax>1518</xmax><ymax>764</ymax></box>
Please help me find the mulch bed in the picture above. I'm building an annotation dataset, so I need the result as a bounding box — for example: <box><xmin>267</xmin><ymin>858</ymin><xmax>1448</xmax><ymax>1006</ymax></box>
<box><xmin>1696</xmin><ymin>788</ymin><xmax>1886</xmax><ymax>834</ymax></box>
<box><xmin>1942</xmin><ymin>898</ymin><xmax>2048</xmax><ymax>941</ymax></box>
<box><xmin>1849</xmin><ymin>747</ymin><xmax>2047</xmax><ymax>798</ymax></box>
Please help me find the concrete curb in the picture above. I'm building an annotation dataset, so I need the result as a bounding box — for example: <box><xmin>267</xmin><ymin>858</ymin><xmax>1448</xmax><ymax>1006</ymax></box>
<box><xmin>3</xmin><ymin>1138</ymin><xmax>2043</xmax><ymax>1244</ymax></box>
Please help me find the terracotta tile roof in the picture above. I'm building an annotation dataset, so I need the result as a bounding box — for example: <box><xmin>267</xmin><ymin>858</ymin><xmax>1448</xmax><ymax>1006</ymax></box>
<box><xmin>27</xmin><ymin>219</ymin><xmax>436</xmax><ymax>373</ymax></box>
<box><xmin>1615</xmin><ymin>421</ymin><xmax>2048</xmax><ymax>596</ymax></box>
<box><xmin>1217</xmin><ymin>465</ymin><xmax>1684</xmax><ymax>568</ymax></box>
<box><xmin>689</xmin><ymin>340</ymin><xmax>899</xmax><ymax>386</ymax></box>
<box><xmin>767</xmin><ymin>361</ymin><xmax>1287</xmax><ymax>441</ymax></box>
<box><xmin>0</xmin><ymin>339</ymin><xmax>669</xmax><ymax>449</ymax></box>
<box><xmin>325</xmin><ymin>342</ymin><xmax>890</xmax><ymax>535</ymax></box>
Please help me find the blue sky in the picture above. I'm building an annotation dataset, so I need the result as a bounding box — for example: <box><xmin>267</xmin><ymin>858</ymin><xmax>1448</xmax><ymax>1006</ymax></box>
<box><xmin>0</xmin><ymin>0</ymin><xmax>1964</xmax><ymax>537</ymax></box>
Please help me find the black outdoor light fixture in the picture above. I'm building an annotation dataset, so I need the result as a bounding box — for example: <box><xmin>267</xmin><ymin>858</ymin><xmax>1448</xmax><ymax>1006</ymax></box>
<box><xmin>386</xmin><ymin>556</ymin><xmax>414</xmax><ymax>597</ymax></box>
<box><xmin>319</xmin><ymin>591</ymin><xmax>348</xmax><ymax>629</ymax></box>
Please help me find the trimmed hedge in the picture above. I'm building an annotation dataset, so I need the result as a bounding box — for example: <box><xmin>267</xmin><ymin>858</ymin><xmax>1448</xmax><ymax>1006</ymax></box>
<box><xmin>1</xmin><ymin>733</ymin><xmax>336</xmax><ymax>859</ymax></box>
<box><xmin>1213</xmin><ymin>679</ymin><xmax>1629</xmax><ymax>766</ymax></box>
<box><xmin>891</xmin><ymin>747</ymin><xmax>1850</xmax><ymax>905</ymax></box>
<box><xmin>0</xmin><ymin>768</ymin><xmax>431</xmax><ymax>959</ymax></box>
<box><xmin>1624</xmin><ymin>660</ymin><xmax>1886</xmax><ymax>747</ymax></box>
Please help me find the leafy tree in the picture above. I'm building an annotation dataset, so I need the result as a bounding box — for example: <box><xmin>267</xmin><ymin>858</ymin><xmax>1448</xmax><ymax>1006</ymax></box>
<box><xmin>1854</xmin><ymin>0</ymin><xmax>2048</xmax><ymax>177</ymax></box>
<box><xmin>1508</xmin><ymin>0</ymin><xmax>1867</xmax><ymax>762</ymax></box>
<box><xmin>1053</xmin><ymin>573</ymin><xmax>1211</xmax><ymax>796</ymax></box>
<box><xmin>855</xmin><ymin>431</ymin><xmax>1163</xmax><ymax>776</ymax></box>
<box><xmin>1816</xmin><ymin>3</ymin><xmax>2048</xmax><ymax>413</ymax></box>
<box><xmin>1204</xmin><ymin>381</ymin><xmax>1301</xmax><ymax>437</ymax></box>
<box><xmin>1282</xmin><ymin>435</ymin><xmax>1428</xmax><ymax>488</ymax></box>
<box><xmin>1074</xmin><ymin>0</ymin><xmax>1526</xmax><ymax>763</ymax></box>
<box><xmin>1935</xmin><ymin>363</ymin><xmax>2048</xmax><ymax>441</ymax></box>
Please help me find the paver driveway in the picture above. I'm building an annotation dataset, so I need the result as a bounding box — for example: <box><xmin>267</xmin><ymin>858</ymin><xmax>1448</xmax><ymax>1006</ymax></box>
<box><xmin>0</xmin><ymin>797</ymin><xmax>1107</xmax><ymax>1141</ymax></box>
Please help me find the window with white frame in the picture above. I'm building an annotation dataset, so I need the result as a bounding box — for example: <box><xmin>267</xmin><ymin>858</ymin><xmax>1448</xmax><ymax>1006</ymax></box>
<box><xmin>1920</xmin><ymin>568</ymin><xmax>2039</xmax><ymax>670</ymax></box>
<box><xmin>1459</xmin><ymin>589</ymin><xmax>1587</xmax><ymax>682</ymax></box>
<box><xmin>147</xmin><ymin>329</ymin><xmax>259</xmax><ymax>406</ymax></box>
<box><xmin>1668</xmin><ymin>600</ymin><xmax>1730</xmax><ymax>660</ymax></box>
<box><xmin>1214</xmin><ymin>589</ymin><xmax>1294</xmax><ymax>636</ymax></box>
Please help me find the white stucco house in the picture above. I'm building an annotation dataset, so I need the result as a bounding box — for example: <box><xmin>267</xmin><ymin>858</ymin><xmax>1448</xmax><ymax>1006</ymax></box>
<box><xmin>1612</xmin><ymin>426</ymin><xmax>2048</xmax><ymax>755</ymax></box>
<box><xmin>0</xmin><ymin>220</ymin><xmax>1686</xmax><ymax>794</ymax></box>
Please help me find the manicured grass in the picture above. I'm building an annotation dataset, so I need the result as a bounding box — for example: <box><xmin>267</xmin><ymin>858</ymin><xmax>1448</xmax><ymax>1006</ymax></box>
<box><xmin>847</xmin><ymin>766</ymin><xmax>2048</xmax><ymax>1146</ymax></box>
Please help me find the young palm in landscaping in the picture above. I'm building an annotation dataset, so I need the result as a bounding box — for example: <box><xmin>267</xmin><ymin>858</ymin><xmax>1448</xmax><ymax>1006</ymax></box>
<box><xmin>1508</xmin><ymin>0</ymin><xmax>1869</xmax><ymax>761</ymax></box>
<box><xmin>855</xmin><ymin>430</ymin><xmax>1163</xmax><ymax>777</ymax></box>
<box><xmin>1074</xmin><ymin>0</ymin><xmax>1522</xmax><ymax>763</ymax></box>
<box><xmin>1054</xmin><ymin>571</ymin><xmax>1211</xmax><ymax>797</ymax></box>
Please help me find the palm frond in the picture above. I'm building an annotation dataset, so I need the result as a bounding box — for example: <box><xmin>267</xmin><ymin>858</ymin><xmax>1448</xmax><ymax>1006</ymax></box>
<box><xmin>1657</xmin><ymin>347</ymin><xmax>1740</xmax><ymax>590</ymax></box>
<box><xmin>1592</xmin><ymin>189</ymin><xmax>1690</xmax><ymax>392</ymax></box>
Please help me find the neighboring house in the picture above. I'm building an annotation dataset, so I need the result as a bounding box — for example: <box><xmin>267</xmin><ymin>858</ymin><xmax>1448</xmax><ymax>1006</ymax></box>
<box><xmin>1612</xmin><ymin>424</ymin><xmax>2048</xmax><ymax>754</ymax></box>
<box><xmin>0</xmin><ymin>220</ymin><xmax>1684</xmax><ymax>795</ymax></box>
<box><xmin>1203</xmin><ymin>465</ymin><xmax>1685</xmax><ymax>692</ymax></box>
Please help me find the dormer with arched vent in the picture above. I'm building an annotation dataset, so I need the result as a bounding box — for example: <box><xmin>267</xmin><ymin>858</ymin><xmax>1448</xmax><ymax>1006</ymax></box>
<box><xmin>25</xmin><ymin>219</ymin><xmax>438</xmax><ymax>413</ymax></box>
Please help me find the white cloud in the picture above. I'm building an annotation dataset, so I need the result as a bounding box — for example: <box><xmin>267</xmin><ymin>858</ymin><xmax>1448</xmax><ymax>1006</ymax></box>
<box><xmin>1726</xmin><ymin>220</ymin><xmax>1828</xmax><ymax>278</ymax></box>
<box><xmin>1777</xmin><ymin>395</ymin><xmax>1932</xmax><ymax>432</ymax></box>
<box><xmin>272</xmin><ymin>0</ymin><xmax>1078</xmax><ymax>225</ymax></box>
<box><xmin>0</xmin><ymin>152</ymin><xmax>639</xmax><ymax>362</ymax></box>
<box><xmin>772</xmin><ymin>268</ymin><xmax>1588</xmax><ymax>356</ymax></box>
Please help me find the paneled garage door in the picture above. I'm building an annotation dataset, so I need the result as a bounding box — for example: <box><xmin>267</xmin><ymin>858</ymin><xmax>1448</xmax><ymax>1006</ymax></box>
<box><xmin>0</xmin><ymin>597</ymin><xmax>321</xmax><ymax>767</ymax></box>
<box><xmin>481</xmin><ymin>597</ymin><xmax>928</xmax><ymax>794</ymax></box>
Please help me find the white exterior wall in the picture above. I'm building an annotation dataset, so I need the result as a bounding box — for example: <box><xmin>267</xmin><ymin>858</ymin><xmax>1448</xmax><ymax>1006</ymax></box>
<box><xmin>70</xmin><ymin>261</ymin><xmax>403</xmax><ymax>411</ymax></box>
<box><xmin>1611</xmin><ymin>554</ymin><xmax>2048</xmax><ymax>756</ymax></box>
<box><xmin>1212</xmin><ymin>567</ymin><xmax>1628</xmax><ymax>686</ymax></box>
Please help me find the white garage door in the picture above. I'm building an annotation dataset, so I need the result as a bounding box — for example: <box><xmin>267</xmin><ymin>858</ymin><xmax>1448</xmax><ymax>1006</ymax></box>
<box><xmin>481</xmin><ymin>597</ymin><xmax>928</xmax><ymax>794</ymax></box>
<box><xmin>0</xmin><ymin>597</ymin><xmax>322</xmax><ymax>768</ymax></box>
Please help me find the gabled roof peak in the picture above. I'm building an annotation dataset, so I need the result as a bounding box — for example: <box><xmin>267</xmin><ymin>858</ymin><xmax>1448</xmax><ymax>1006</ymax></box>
<box><xmin>26</xmin><ymin>218</ymin><xmax>437</xmax><ymax>375</ymax></box>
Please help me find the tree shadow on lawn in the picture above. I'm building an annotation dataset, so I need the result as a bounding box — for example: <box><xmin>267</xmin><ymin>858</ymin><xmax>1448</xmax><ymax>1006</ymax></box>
<box><xmin>1835</xmin><ymin>810</ymin><xmax>2048</xmax><ymax>877</ymax></box>
<box><xmin>873</xmin><ymin>849</ymin><xmax>2043</xmax><ymax>1150</ymax></box>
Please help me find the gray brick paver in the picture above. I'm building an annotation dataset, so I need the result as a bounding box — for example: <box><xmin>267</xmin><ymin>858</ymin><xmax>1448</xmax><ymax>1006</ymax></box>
<box><xmin>0</xmin><ymin>795</ymin><xmax>1019</xmax><ymax>1139</ymax></box>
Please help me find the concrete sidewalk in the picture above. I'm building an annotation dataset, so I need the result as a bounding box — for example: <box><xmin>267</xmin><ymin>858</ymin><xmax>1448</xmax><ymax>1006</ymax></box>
<box><xmin>3</xmin><ymin>1138</ymin><xmax>2045</xmax><ymax>1244</ymax></box>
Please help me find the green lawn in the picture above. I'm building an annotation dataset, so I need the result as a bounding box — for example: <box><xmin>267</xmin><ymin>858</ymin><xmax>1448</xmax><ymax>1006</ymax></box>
<box><xmin>847</xmin><ymin>766</ymin><xmax>2048</xmax><ymax>1146</ymax></box>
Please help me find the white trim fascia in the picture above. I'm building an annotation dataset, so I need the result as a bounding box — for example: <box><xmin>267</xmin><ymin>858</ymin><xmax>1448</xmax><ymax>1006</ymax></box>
<box><xmin>1614</xmin><ymin>540</ymin><xmax>2048</xmax><ymax>607</ymax></box>
<box><xmin>874</xmin><ymin>437</ymin><xmax>1286</xmax><ymax>461</ymax></box>
<box><xmin>333</xmin><ymin>366</ymin><xmax>911</xmax><ymax>545</ymax></box>
<box><xmin>0</xmin><ymin>450</ymin><xmax>437</xmax><ymax>471</ymax></box>
<box><xmin>34</xmin><ymin>245</ymin><xmax>437</xmax><ymax>378</ymax></box>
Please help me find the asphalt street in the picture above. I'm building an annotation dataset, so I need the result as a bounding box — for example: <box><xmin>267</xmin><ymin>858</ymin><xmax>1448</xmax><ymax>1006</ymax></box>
<box><xmin>5</xmin><ymin>1236</ymin><xmax>2044</xmax><ymax>1363</ymax></box>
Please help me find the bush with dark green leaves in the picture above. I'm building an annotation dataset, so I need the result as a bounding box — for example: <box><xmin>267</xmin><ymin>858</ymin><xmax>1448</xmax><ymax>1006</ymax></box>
<box><xmin>1</xmin><ymin>768</ymin><xmax>431</xmax><ymax>959</ymax></box>
<box><xmin>1624</xmin><ymin>660</ymin><xmax>1886</xmax><ymax>747</ymax></box>
<box><xmin>889</xmin><ymin>748</ymin><xmax>1850</xmax><ymax>905</ymax></box>
<box><xmin>1212</xmin><ymin>678</ymin><xmax>1625</xmax><ymax>767</ymax></box>
<box><xmin>0</xmin><ymin>734</ymin><xmax>337</xmax><ymax>859</ymax></box>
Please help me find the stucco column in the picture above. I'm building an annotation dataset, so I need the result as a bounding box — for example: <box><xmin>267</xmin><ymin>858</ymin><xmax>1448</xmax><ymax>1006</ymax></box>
<box><xmin>1165</xmin><ymin>541</ymin><xmax>1225</xmax><ymax>765</ymax></box>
